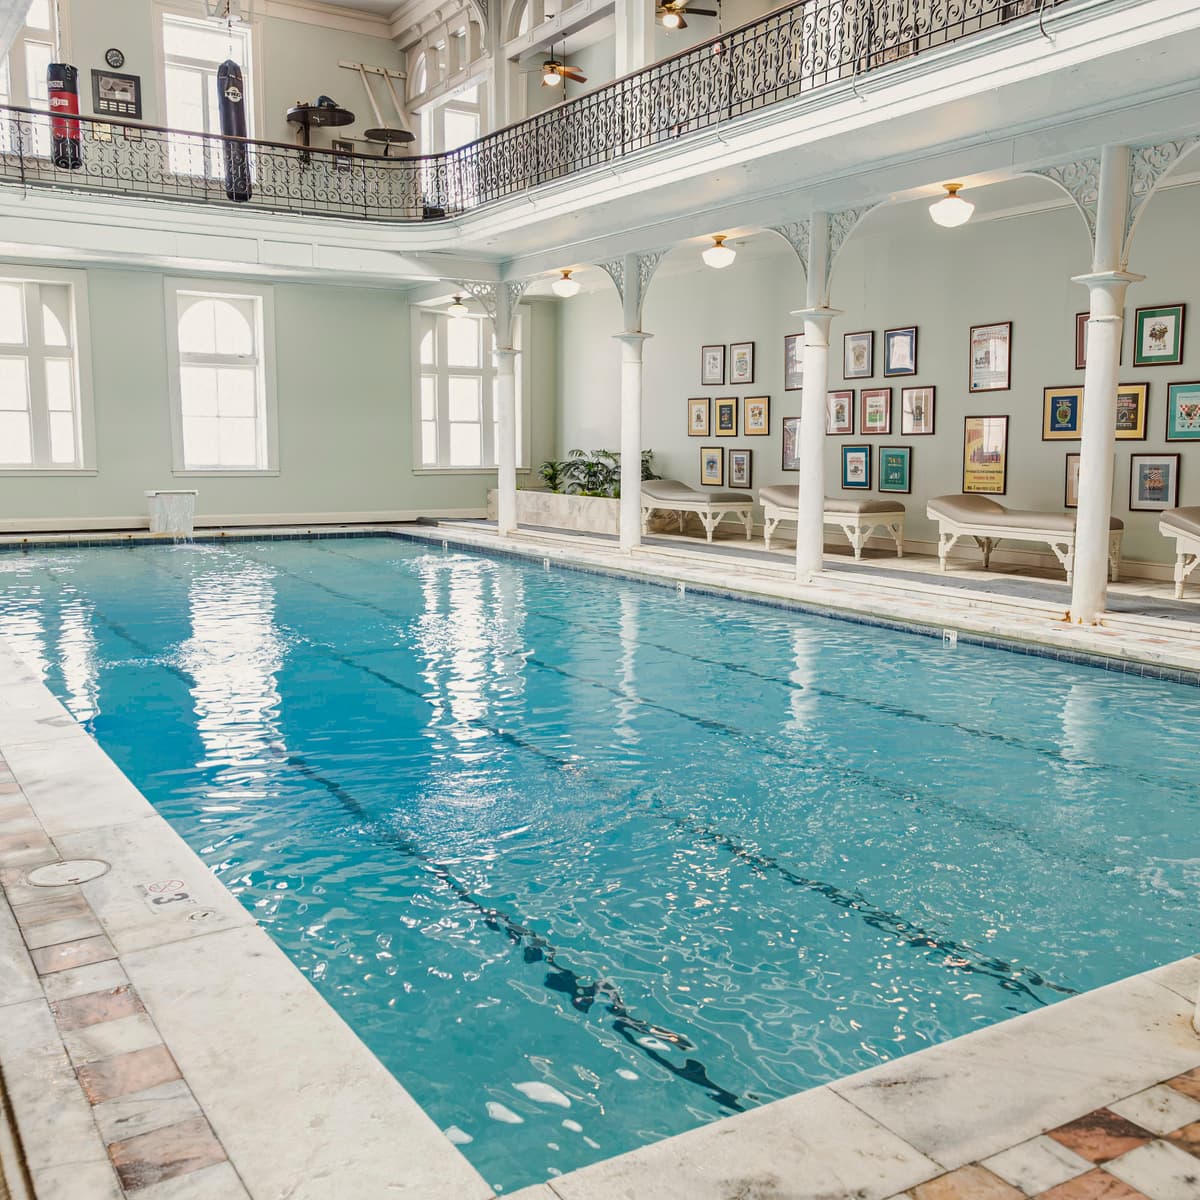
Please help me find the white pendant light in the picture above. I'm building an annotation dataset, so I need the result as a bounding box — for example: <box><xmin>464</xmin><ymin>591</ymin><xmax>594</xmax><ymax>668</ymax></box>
<box><xmin>702</xmin><ymin>234</ymin><xmax>736</xmax><ymax>269</ymax></box>
<box><xmin>542</xmin><ymin>65</ymin><xmax>562</xmax><ymax>87</ymax></box>
<box><xmin>662</xmin><ymin>10</ymin><xmax>681</xmax><ymax>27</ymax></box>
<box><xmin>552</xmin><ymin>269</ymin><xmax>581</xmax><ymax>298</ymax></box>
<box><xmin>447</xmin><ymin>294</ymin><xmax>469</xmax><ymax>316</ymax></box>
<box><xmin>929</xmin><ymin>183</ymin><xmax>974</xmax><ymax>228</ymax></box>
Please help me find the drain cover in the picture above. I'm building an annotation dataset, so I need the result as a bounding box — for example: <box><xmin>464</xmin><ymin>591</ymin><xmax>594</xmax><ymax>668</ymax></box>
<box><xmin>27</xmin><ymin>859</ymin><xmax>110</xmax><ymax>886</ymax></box>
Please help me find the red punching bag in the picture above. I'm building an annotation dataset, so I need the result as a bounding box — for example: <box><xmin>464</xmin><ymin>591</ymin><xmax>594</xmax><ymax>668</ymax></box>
<box><xmin>47</xmin><ymin>62</ymin><xmax>82</xmax><ymax>169</ymax></box>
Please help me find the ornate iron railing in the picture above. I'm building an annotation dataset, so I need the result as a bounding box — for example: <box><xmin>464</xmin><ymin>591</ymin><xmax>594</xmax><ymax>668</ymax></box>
<box><xmin>0</xmin><ymin>0</ymin><xmax>1068</xmax><ymax>223</ymax></box>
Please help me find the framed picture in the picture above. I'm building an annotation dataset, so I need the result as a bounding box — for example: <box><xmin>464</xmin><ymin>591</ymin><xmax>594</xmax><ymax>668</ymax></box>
<box><xmin>842</xmin><ymin>444</ymin><xmax>871</xmax><ymax>490</ymax></box>
<box><xmin>730</xmin><ymin>341</ymin><xmax>755</xmax><ymax>385</ymax></box>
<box><xmin>714</xmin><ymin>397</ymin><xmax>737</xmax><ymax>436</ymax></box>
<box><xmin>1129</xmin><ymin>453</ymin><xmax>1180</xmax><ymax>511</ymax></box>
<box><xmin>1064</xmin><ymin>453</ymin><xmax>1081</xmax><ymax>508</ymax></box>
<box><xmin>728</xmin><ymin>449</ymin><xmax>752</xmax><ymax>489</ymax></box>
<box><xmin>843</xmin><ymin>331</ymin><xmax>874</xmax><ymax>380</ymax></box>
<box><xmin>782</xmin><ymin>416</ymin><xmax>802</xmax><ymax>470</ymax></box>
<box><xmin>860</xmin><ymin>387</ymin><xmax>892</xmax><ymax>436</ymax></box>
<box><xmin>1166</xmin><ymin>381</ymin><xmax>1200</xmax><ymax>440</ymax></box>
<box><xmin>883</xmin><ymin>326</ymin><xmax>917</xmax><ymax>377</ymax></box>
<box><xmin>783</xmin><ymin>333</ymin><xmax>805</xmax><ymax>391</ymax></box>
<box><xmin>962</xmin><ymin>415</ymin><xmax>1009</xmax><ymax>494</ymax></box>
<box><xmin>826</xmin><ymin>390</ymin><xmax>854</xmax><ymax>435</ymax></box>
<box><xmin>1115</xmin><ymin>383</ymin><xmax>1148</xmax><ymax>440</ymax></box>
<box><xmin>331</xmin><ymin>138</ymin><xmax>354</xmax><ymax>172</ymax></box>
<box><xmin>743</xmin><ymin>396</ymin><xmax>770</xmax><ymax>436</ymax></box>
<box><xmin>687</xmin><ymin>397</ymin><xmax>711</xmax><ymax>437</ymax></box>
<box><xmin>969</xmin><ymin>321</ymin><xmax>1012</xmax><ymax>392</ymax></box>
<box><xmin>900</xmin><ymin>386</ymin><xmax>935</xmax><ymax>435</ymax></box>
<box><xmin>1133</xmin><ymin>305</ymin><xmax>1185</xmax><ymax>367</ymax></box>
<box><xmin>701</xmin><ymin>344</ymin><xmax>726</xmax><ymax>386</ymax></box>
<box><xmin>91</xmin><ymin>69</ymin><xmax>142</xmax><ymax>119</ymax></box>
<box><xmin>700</xmin><ymin>446</ymin><xmax>724</xmax><ymax>487</ymax></box>
<box><xmin>878</xmin><ymin>446</ymin><xmax>912</xmax><ymax>494</ymax></box>
<box><xmin>1074</xmin><ymin>311</ymin><xmax>1124</xmax><ymax>369</ymax></box>
<box><xmin>1042</xmin><ymin>386</ymin><xmax>1083</xmax><ymax>440</ymax></box>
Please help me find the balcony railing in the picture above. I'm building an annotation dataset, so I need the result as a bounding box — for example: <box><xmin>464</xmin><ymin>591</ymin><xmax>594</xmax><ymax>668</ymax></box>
<box><xmin>0</xmin><ymin>0</ymin><xmax>1066</xmax><ymax>223</ymax></box>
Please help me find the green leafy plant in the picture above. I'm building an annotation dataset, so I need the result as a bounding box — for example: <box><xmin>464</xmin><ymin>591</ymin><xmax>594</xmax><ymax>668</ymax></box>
<box><xmin>535</xmin><ymin>450</ymin><xmax>660</xmax><ymax>497</ymax></box>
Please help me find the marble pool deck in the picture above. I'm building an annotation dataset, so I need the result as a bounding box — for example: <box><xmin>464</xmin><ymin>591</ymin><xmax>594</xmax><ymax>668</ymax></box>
<box><xmin>1</xmin><ymin>522</ymin><xmax>1199</xmax><ymax>1199</ymax></box>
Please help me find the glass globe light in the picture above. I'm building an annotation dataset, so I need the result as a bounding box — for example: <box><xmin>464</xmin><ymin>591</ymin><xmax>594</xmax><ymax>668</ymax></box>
<box><xmin>702</xmin><ymin>234</ymin><xmax>736</xmax><ymax>269</ymax></box>
<box><xmin>929</xmin><ymin>183</ymin><xmax>974</xmax><ymax>228</ymax></box>
<box><xmin>552</xmin><ymin>270</ymin><xmax>581</xmax><ymax>298</ymax></box>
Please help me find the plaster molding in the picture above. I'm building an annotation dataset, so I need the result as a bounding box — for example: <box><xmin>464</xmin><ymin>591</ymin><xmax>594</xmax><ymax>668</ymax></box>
<box><xmin>260</xmin><ymin>0</ymin><xmax>396</xmax><ymax>38</ymax></box>
<box><xmin>1123</xmin><ymin>137</ymin><xmax>1199</xmax><ymax>262</ymax></box>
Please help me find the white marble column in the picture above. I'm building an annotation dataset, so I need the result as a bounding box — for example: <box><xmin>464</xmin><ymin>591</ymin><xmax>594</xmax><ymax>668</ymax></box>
<box><xmin>615</xmin><ymin>332</ymin><xmax>651</xmax><ymax>552</ymax></box>
<box><xmin>494</xmin><ymin>347</ymin><xmax>519</xmax><ymax>536</ymax></box>
<box><xmin>1069</xmin><ymin>146</ymin><xmax>1139</xmax><ymax>624</ymax></box>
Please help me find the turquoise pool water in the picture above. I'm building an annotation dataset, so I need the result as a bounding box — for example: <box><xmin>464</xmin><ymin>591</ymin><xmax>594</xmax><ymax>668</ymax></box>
<box><xmin>1</xmin><ymin>536</ymin><xmax>1197</xmax><ymax>1190</ymax></box>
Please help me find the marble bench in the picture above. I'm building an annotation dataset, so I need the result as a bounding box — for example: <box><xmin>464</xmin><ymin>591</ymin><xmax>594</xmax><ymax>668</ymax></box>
<box><xmin>1159</xmin><ymin>507</ymin><xmax>1200</xmax><ymax>598</ymax></box>
<box><xmin>641</xmin><ymin>479</ymin><xmax>754</xmax><ymax>543</ymax></box>
<box><xmin>758</xmin><ymin>486</ymin><xmax>906</xmax><ymax>558</ymax></box>
<box><xmin>927</xmin><ymin>494</ymin><xmax>1123</xmax><ymax>583</ymax></box>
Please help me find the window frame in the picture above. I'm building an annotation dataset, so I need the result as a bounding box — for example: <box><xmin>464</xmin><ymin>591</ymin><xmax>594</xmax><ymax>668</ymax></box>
<box><xmin>164</xmin><ymin>277</ymin><xmax>278</xmax><ymax>477</ymax></box>
<box><xmin>152</xmin><ymin>1</ymin><xmax>265</xmax><ymax>139</ymax></box>
<box><xmin>0</xmin><ymin>264</ymin><xmax>95</xmax><ymax>477</ymax></box>
<box><xmin>411</xmin><ymin>304</ymin><xmax>531</xmax><ymax>475</ymax></box>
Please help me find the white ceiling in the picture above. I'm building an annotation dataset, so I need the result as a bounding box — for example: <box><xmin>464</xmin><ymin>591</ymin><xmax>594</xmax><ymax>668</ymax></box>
<box><xmin>306</xmin><ymin>0</ymin><xmax>398</xmax><ymax>16</ymax></box>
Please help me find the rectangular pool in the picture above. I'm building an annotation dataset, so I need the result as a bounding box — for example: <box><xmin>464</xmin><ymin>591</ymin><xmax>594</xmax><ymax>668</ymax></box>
<box><xmin>1</xmin><ymin>535</ymin><xmax>1196</xmax><ymax>1192</ymax></box>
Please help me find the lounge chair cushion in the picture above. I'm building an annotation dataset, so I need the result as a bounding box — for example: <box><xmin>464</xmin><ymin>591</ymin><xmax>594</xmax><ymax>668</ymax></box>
<box><xmin>758</xmin><ymin>485</ymin><xmax>904</xmax><ymax>514</ymax></box>
<box><xmin>928</xmin><ymin>494</ymin><xmax>1122</xmax><ymax>531</ymax></box>
<box><xmin>1160</xmin><ymin>506</ymin><xmax>1200</xmax><ymax>539</ymax></box>
<box><xmin>643</xmin><ymin>479</ymin><xmax>747</xmax><ymax>505</ymax></box>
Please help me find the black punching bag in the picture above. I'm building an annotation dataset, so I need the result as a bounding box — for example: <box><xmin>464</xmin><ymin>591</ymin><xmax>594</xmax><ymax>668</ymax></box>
<box><xmin>47</xmin><ymin>62</ymin><xmax>82</xmax><ymax>169</ymax></box>
<box><xmin>217</xmin><ymin>59</ymin><xmax>252</xmax><ymax>202</ymax></box>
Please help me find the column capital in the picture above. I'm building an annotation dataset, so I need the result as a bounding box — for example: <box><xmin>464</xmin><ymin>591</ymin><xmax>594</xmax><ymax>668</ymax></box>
<box><xmin>788</xmin><ymin>305</ymin><xmax>844</xmax><ymax>322</ymax></box>
<box><xmin>613</xmin><ymin>331</ymin><xmax>654</xmax><ymax>343</ymax></box>
<box><xmin>1071</xmin><ymin>269</ymin><xmax>1145</xmax><ymax>291</ymax></box>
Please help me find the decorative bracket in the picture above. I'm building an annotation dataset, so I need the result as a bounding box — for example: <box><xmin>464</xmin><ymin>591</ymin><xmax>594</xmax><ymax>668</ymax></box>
<box><xmin>1029</xmin><ymin>157</ymin><xmax>1101</xmax><ymax>246</ymax></box>
<box><xmin>600</xmin><ymin>250</ymin><xmax>666</xmax><ymax>331</ymax></box>
<box><xmin>1124</xmin><ymin>138</ymin><xmax>1198</xmax><ymax>264</ymax></box>
<box><xmin>455</xmin><ymin>279</ymin><xmax>529</xmax><ymax>347</ymax></box>
<box><xmin>769</xmin><ymin>221</ymin><xmax>810</xmax><ymax>277</ymax></box>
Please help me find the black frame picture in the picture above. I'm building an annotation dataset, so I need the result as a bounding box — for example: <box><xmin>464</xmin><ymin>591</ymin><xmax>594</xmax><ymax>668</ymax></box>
<box><xmin>91</xmin><ymin>69</ymin><xmax>143</xmax><ymax>119</ymax></box>
<box><xmin>784</xmin><ymin>333</ymin><xmax>805</xmax><ymax>391</ymax></box>
<box><xmin>729</xmin><ymin>341</ymin><xmax>755</xmax><ymax>385</ymax></box>
<box><xmin>900</xmin><ymin>386</ymin><xmax>935</xmax><ymax>435</ymax></box>
<box><xmin>701</xmin><ymin>344</ymin><xmax>726</xmax><ymax>386</ymax></box>
<box><xmin>714</xmin><ymin>397</ymin><xmax>737</xmax><ymax>436</ymax></box>
<box><xmin>687</xmin><ymin>397</ymin><xmax>711</xmax><ymax>437</ymax></box>
<box><xmin>969</xmin><ymin>321</ymin><xmax>1012</xmax><ymax>393</ymax></box>
<box><xmin>782</xmin><ymin>416</ymin><xmax>801</xmax><ymax>469</ymax></box>
<box><xmin>728</xmin><ymin>448</ymin><xmax>753</xmax><ymax>489</ymax></box>
<box><xmin>1129</xmin><ymin>453</ymin><xmax>1180</xmax><ymax>511</ymax></box>
<box><xmin>843</xmin><ymin>331</ymin><xmax>874</xmax><ymax>380</ymax></box>
<box><xmin>883</xmin><ymin>326</ymin><xmax>918</xmax><ymax>377</ymax></box>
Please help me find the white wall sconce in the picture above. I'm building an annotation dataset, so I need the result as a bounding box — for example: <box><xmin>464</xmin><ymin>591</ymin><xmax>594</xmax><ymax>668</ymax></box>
<box><xmin>702</xmin><ymin>234</ymin><xmax>736</xmax><ymax>268</ymax></box>
<box><xmin>929</xmin><ymin>183</ymin><xmax>975</xmax><ymax>228</ymax></box>
<box><xmin>552</xmin><ymin>269</ymin><xmax>581</xmax><ymax>297</ymax></box>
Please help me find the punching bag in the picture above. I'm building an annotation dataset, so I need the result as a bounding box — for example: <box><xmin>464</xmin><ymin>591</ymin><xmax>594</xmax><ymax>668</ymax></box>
<box><xmin>217</xmin><ymin>59</ymin><xmax>252</xmax><ymax>203</ymax></box>
<box><xmin>47</xmin><ymin>62</ymin><xmax>82</xmax><ymax>170</ymax></box>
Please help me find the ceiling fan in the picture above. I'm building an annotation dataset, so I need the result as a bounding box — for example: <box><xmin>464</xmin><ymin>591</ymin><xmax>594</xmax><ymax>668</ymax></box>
<box><xmin>657</xmin><ymin>0</ymin><xmax>718</xmax><ymax>29</ymax></box>
<box><xmin>523</xmin><ymin>51</ymin><xmax>587</xmax><ymax>88</ymax></box>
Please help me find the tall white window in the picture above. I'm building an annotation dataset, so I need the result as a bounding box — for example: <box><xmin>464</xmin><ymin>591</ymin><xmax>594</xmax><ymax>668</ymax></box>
<box><xmin>167</xmin><ymin>282</ymin><xmax>276</xmax><ymax>473</ymax></box>
<box><xmin>0</xmin><ymin>0</ymin><xmax>57</xmax><ymax>156</ymax></box>
<box><xmin>161</xmin><ymin>12</ymin><xmax>253</xmax><ymax>177</ymax></box>
<box><xmin>0</xmin><ymin>268</ymin><xmax>91</xmax><ymax>472</ymax></box>
<box><xmin>417</xmin><ymin>308</ymin><xmax>525</xmax><ymax>470</ymax></box>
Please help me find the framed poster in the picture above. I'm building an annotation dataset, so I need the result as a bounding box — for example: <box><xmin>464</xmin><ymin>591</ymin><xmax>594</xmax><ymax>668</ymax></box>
<box><xmin>730</xmin><ymin>341</ymin><xmax>755</xmax><ymax>385</ymax></box>
<box><xmin>962</xmin><ymin>415</ymin><xmax>1009</xmax><ymax>494</ymax></box>
<box><xmin>701</xmin><ymin>344</ymin><xmax>726</xmax><ymax>386</ymax></box>
<box><xmin>860</xmin><ymin>387</ymin><xmax>892</xmax><ymax>436</ymax></box>
<box><xmin>842</xmin><ymin>444</ymin><xmax>871</xmax><ymax>489</ymax></box>
<box><xmin>728</xmin><ymin>449</ymin><xmax>752</xmax><ymax>489</ymax></box>
<box><xmin>969</xmin><ymin>321</ymin><xmax>1012</xmax><ymax>392</ymax></box>
<box><xmin>1115</xmin><ymin>383</ymin><xmax>1148</xmax><ymax>440</ymax></box>
<box><xmin>1042</xmin><ymin>386</ymin><xmax>1083</xmax><ymax>440</ymax></box>
<box><xmin>900</xmin><ymin>386</ymin><xmax>935</xmax><ymax>435</ymax></box>
<box><xmin>1074</xmin><ymin>312</ymin><xmax>1123</xmax><ymax>369</ymax></box>
<box><xmin>783</xmin><ymin>333</ymin><xmax>805</xmax><ymax>391</ymax></box>
<box><xmin>1129</xmin><ymin>453</ymin><xmax>1180</xmax><ymax>511</ymax></box>
<box><xmin>743</xmin><ymin>396</ymin><xmax>770</xmax><ymax>436</ymax></box>
<box><xmin>878</xmin><ymin>446</ymin><xmax>912</xmax><ymax>494</ymax></box>
<box><xmin>843</xmin><ymin>331</ymin><xmax>874</xmax><ymax>380</ymax></box>
<box><xmin>687</xmin><ymin>397</ymin><xmax>711</xmax><ymax>437</ymax></box>
<box><xmin>1064</xmin><ymin>453</ymin><xmax>1081</xmax><ymax>508</ymax></box>
<box><xmin>1133</xmin><ymin>305</ymin><xmax>1185</xmax><ymax>367</ymax></box>
<box><xmin>91</xmin><ymin>69</ymin><xmax>143</xmax><ymax>119</ymax></box>
<box><xmin>714</xmin><ymin>397</ymin><xmax>737</xmax><ymax>436</ymax></box>
<box><xmin>1166</xmin><ymin>381</ymin><xmax>1200</xmax><ymax>441</ymax></box>
<box><xmin>781</xmin><ymin>416</ymin><xmax>801</xmax><ymax>470</ymax></box>
<box><xmin>883</xmin><ymin>326</ymin><xmax>917</xmax><ymax>377</ymax></box>
<box><xmin>700</xmin><ymin>446</ymin><xmax>724</xmax><ymax>486</ymax></box>
<box><xmin>826</xmin><ymin>390</ymin><xmax>854</xmax><ymax>435</ymax></box>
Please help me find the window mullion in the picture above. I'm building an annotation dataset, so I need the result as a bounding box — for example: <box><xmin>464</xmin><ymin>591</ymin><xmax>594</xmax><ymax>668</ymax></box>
<box><xmin>23</xmin><ymin>283</ymin><xmax>51</xmax><ymax>467</ymax></box>
<box><xmin>435</xmin><ymin>319</ymin><xmax>451</xmax><ymax>467</ymax></box>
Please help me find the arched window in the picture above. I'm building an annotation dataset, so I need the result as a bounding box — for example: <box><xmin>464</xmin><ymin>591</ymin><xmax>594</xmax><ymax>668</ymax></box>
<box><xmin>409</xmin><ymin>50</ymin><xmax>428</xmax><ymax>98</ymax></box>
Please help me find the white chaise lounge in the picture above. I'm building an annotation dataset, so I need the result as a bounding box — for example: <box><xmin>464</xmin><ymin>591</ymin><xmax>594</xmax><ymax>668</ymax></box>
<box><xmin>926</xmin><ymin>494</ymin><xmax>1123</xmax><ymax>583</ymax></box>
<box><xmin>1159</xmin><ymin>507</ymin><xmax>1200</xmax><ymax>598</ymax></box>
<box><xmin>641</xmin><ymin>479</ymin><xmax>754</xmax><ymax>543</ymax></box>
<box><xmin>758</xmin><ymin>485</ymin><xmax>906</xmax><ymax>558</ymax></box>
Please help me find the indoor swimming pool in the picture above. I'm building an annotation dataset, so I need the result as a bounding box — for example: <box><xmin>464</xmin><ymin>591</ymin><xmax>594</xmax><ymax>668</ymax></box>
<box><xmin>0</xmin><ymin>535</ymin><xmax>1197</xmax><ymax>1191</ymax></box>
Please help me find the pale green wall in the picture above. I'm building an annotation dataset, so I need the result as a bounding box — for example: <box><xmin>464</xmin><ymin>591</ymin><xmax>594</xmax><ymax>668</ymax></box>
<box><xmin>0</xmin><ymin>265</ymin><xmax>557</xmax><ymax>526</ymax></box>
<box><xmin>554</xmin><ymin>184</ymin><xmax>1200</xmax><ymax>567</ymax></box>
<box><xmin>68</xmin><ymin>2</ymin><xmax>405</xmax><ymax>145</ymax></box>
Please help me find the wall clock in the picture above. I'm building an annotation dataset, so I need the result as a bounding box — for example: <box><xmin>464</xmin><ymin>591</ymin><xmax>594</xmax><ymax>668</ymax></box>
<box><xmin>105</xmin><ymin>48</ymin><xmax>125</xmax><ymax>69</ymax></box>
